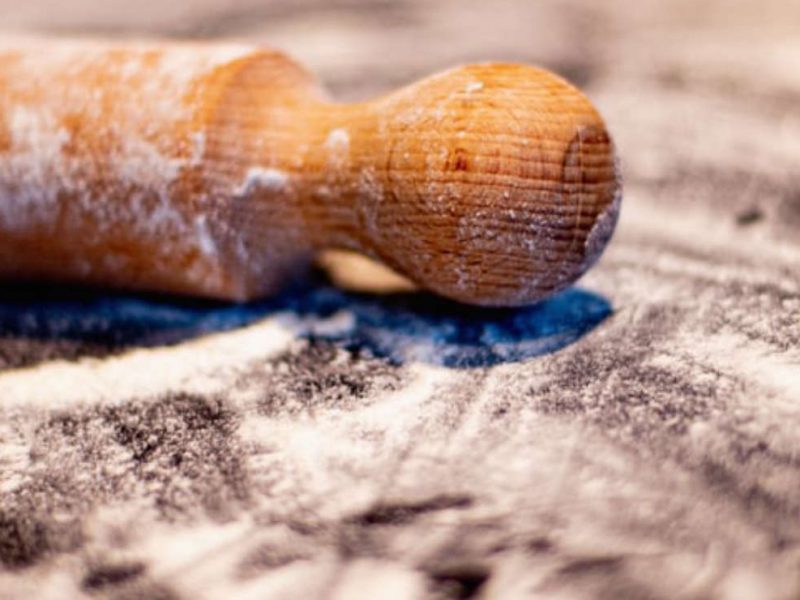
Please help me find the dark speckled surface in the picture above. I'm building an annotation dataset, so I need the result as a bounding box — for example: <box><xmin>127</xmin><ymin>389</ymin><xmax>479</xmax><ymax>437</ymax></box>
<box><xmin>0</xmin><ymin>1</ymin><xmax>799</xmax><ymax>598</ymax></box>
<box><xmin>0</xmin><ymin>280</ymin><xmax>611</xmax><ymax>369</ymax></box>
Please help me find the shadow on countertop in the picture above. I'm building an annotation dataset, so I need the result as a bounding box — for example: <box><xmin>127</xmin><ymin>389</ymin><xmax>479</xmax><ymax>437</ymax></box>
<box><xmin>0</xmin><ymin>277</ymin><xmax>612</xmax><ymax>370</ymax></box>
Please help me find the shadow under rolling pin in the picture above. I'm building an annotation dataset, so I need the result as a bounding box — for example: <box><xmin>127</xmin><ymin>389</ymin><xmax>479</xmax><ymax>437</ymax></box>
<box><xmin>0</xmin><ymin>40</ymin><xmax>621</xmax><ymax>307</ymax></box>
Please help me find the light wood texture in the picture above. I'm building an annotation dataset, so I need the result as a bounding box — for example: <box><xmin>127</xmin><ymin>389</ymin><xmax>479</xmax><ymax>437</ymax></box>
<box><xmin>0</xmin><ymin>40</ymin><xmax>620</xmax><ymax>305</ymax></box>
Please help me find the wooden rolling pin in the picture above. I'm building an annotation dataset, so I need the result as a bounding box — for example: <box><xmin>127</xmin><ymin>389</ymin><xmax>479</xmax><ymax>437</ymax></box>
<box><xmin>0</xmin><ymin>39</ymin><xmax>621</xmax><ymax>306</ymax></box>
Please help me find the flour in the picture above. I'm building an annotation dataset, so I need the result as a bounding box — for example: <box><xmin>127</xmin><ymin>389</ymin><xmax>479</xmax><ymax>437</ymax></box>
<box><xmin>0</xmin><ymin>106</ymin><xmax>69</xmax><ymax>231</ymax></box>
<box><xmin>581</xmin><ymin>165</ymin><xmax>623</xmax><ymax>272</ymax></box>
<box><xmin>356</xmin><ymin>167</ymin><xmax>384</xmax><ymax>240</ymax></box>
<box><xmin>464</xmin><ymin>81</ymin><xmax>484</xmax><ymax>93</ymax></box>
<box><xmin>190</xmin><ymin>131</ymin><xmax>207</xmax><ymax>166</ymax></box>
<box><xmin>194</xmin><ymin>214</ymin><xmax>218</xmax><ymax>256</ymax></box>
<box><xmin>325</xmin><ymin>128</ymin><xmax>349</xmax><ymax>151</ymax></box>
<box><xmin>0</xmin><ymin>41</ymin><xmax>258</xmax><ymax>292</ymax></box>
<box><xmin>234</xmin><ymin>167</ymin><xmax>289</xmax><ymax>196</ymax></box>
<box><xmin>0</xmin><ymin>314</ymin><xmax>301</xmax><ymax>409</ymax></box>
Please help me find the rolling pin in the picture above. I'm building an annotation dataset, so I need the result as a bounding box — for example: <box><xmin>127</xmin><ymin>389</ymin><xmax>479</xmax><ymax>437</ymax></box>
<box><xmin>0</xmin><ymin>39</ymin><xmax>621</xmax><ymax>306</ymax></box>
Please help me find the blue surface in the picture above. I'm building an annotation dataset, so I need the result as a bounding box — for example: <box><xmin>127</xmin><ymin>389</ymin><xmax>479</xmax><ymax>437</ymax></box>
<box><xmin>0</xmin><ymin>282</ymin><xmax>612</xmax><ymax>368</ymax></box>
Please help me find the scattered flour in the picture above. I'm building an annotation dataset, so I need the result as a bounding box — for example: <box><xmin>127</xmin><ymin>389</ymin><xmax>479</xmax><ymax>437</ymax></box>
<box><xmin>325</xmin><ymin>128</ymin><xmax>349</xmax><ymax>150</ymax></box>
<box><xmin>582</xmin><ymin>176</ymin><xmax>622</xmax><ymax>271</ymax></box>
<box><xmin>0</xmin><ymin>41</ymin><xmax>258</xmax><ymax>291</ymax></box>
<box><xmin>0</xmin><ymin>106</ymin><xmax>69</xmax><ymax>230</ymax></box>
<box><xmin>328</xmin><ymin>561</ymin><xmax>426</xmax><ymax>600</ymax></box>
<box><xmin>306</xmin><ymin>310</ymin><xmax>355</xmax><ymax>337</ymax></box>
<box><xmin>0</xmin><ymin>314</ymin><xmax>301</xmax><ymax>409</ymax></box>
<box><xmin>674</xmin><ymin>332</ymin><xmax>800</xmax><ymax>408</ymax></box>
<box><xmin>237</xmin><ymin>361</ymin><xmax>455</xmax><ymax>517</ymax></box>
<box><xmin>356</xmin><ymin>167</ymin><xmax>384</xmax><ymax>239</ymax></box>
<box><xmin>325</xmin><ymin>128</ymin><xmax>350</xmax><ymax>170</ymax></box>
<box><xmin>194</xmin><ymin>214</ymin><xmax>217</xmax><ymax>256</ymax></box>
<box><xmin>464</xmin><ymin>81</ymin><xmax>484</xmax><ymax>93</ymax></box>
<box><xmin>190</xmin><ymin>130</ymin><xmax>206</xmax><ymax>166</ymax></box>
<box><xmin>234</xmin><ymin>167</ymin><xmax>289</xmax><ymax>196</ymax></box>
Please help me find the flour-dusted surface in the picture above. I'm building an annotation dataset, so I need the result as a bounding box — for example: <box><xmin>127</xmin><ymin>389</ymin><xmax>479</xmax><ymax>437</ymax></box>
<box><xmin>0</xmin><ymin>1</ymin><xmax>799</xmax><ymax>599</ymax></box>
<box><xmin>0</xmin><ymin>41</ymin><xmax>260</xmax><ymax>296</ymax></box>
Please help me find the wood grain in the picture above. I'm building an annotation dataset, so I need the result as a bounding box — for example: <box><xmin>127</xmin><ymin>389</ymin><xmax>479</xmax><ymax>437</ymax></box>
<box><xmin>0</xmin><ymin>41</ymin><xmax>620</xmax><ymax>305</ymax></box>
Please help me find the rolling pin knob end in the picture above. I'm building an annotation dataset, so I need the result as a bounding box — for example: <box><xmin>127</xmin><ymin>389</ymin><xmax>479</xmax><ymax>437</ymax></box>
<box><xmin>356</xmin><ymin>63</ymin><xmax>622</xmax><ymax>306</ymax></box>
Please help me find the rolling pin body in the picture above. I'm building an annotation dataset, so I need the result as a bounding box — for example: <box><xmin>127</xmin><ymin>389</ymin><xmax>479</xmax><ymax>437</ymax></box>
<box><xmin>0</xmin><ymin>40</ymin><xmax>620</xmax><ymax>305</ymax></box>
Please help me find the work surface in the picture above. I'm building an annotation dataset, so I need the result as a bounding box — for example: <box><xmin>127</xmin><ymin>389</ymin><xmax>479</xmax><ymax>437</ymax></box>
<box><xmin>1</xmin><ymin>1</ymin><xmax>799</xmax><ymax>598</ymax></box>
